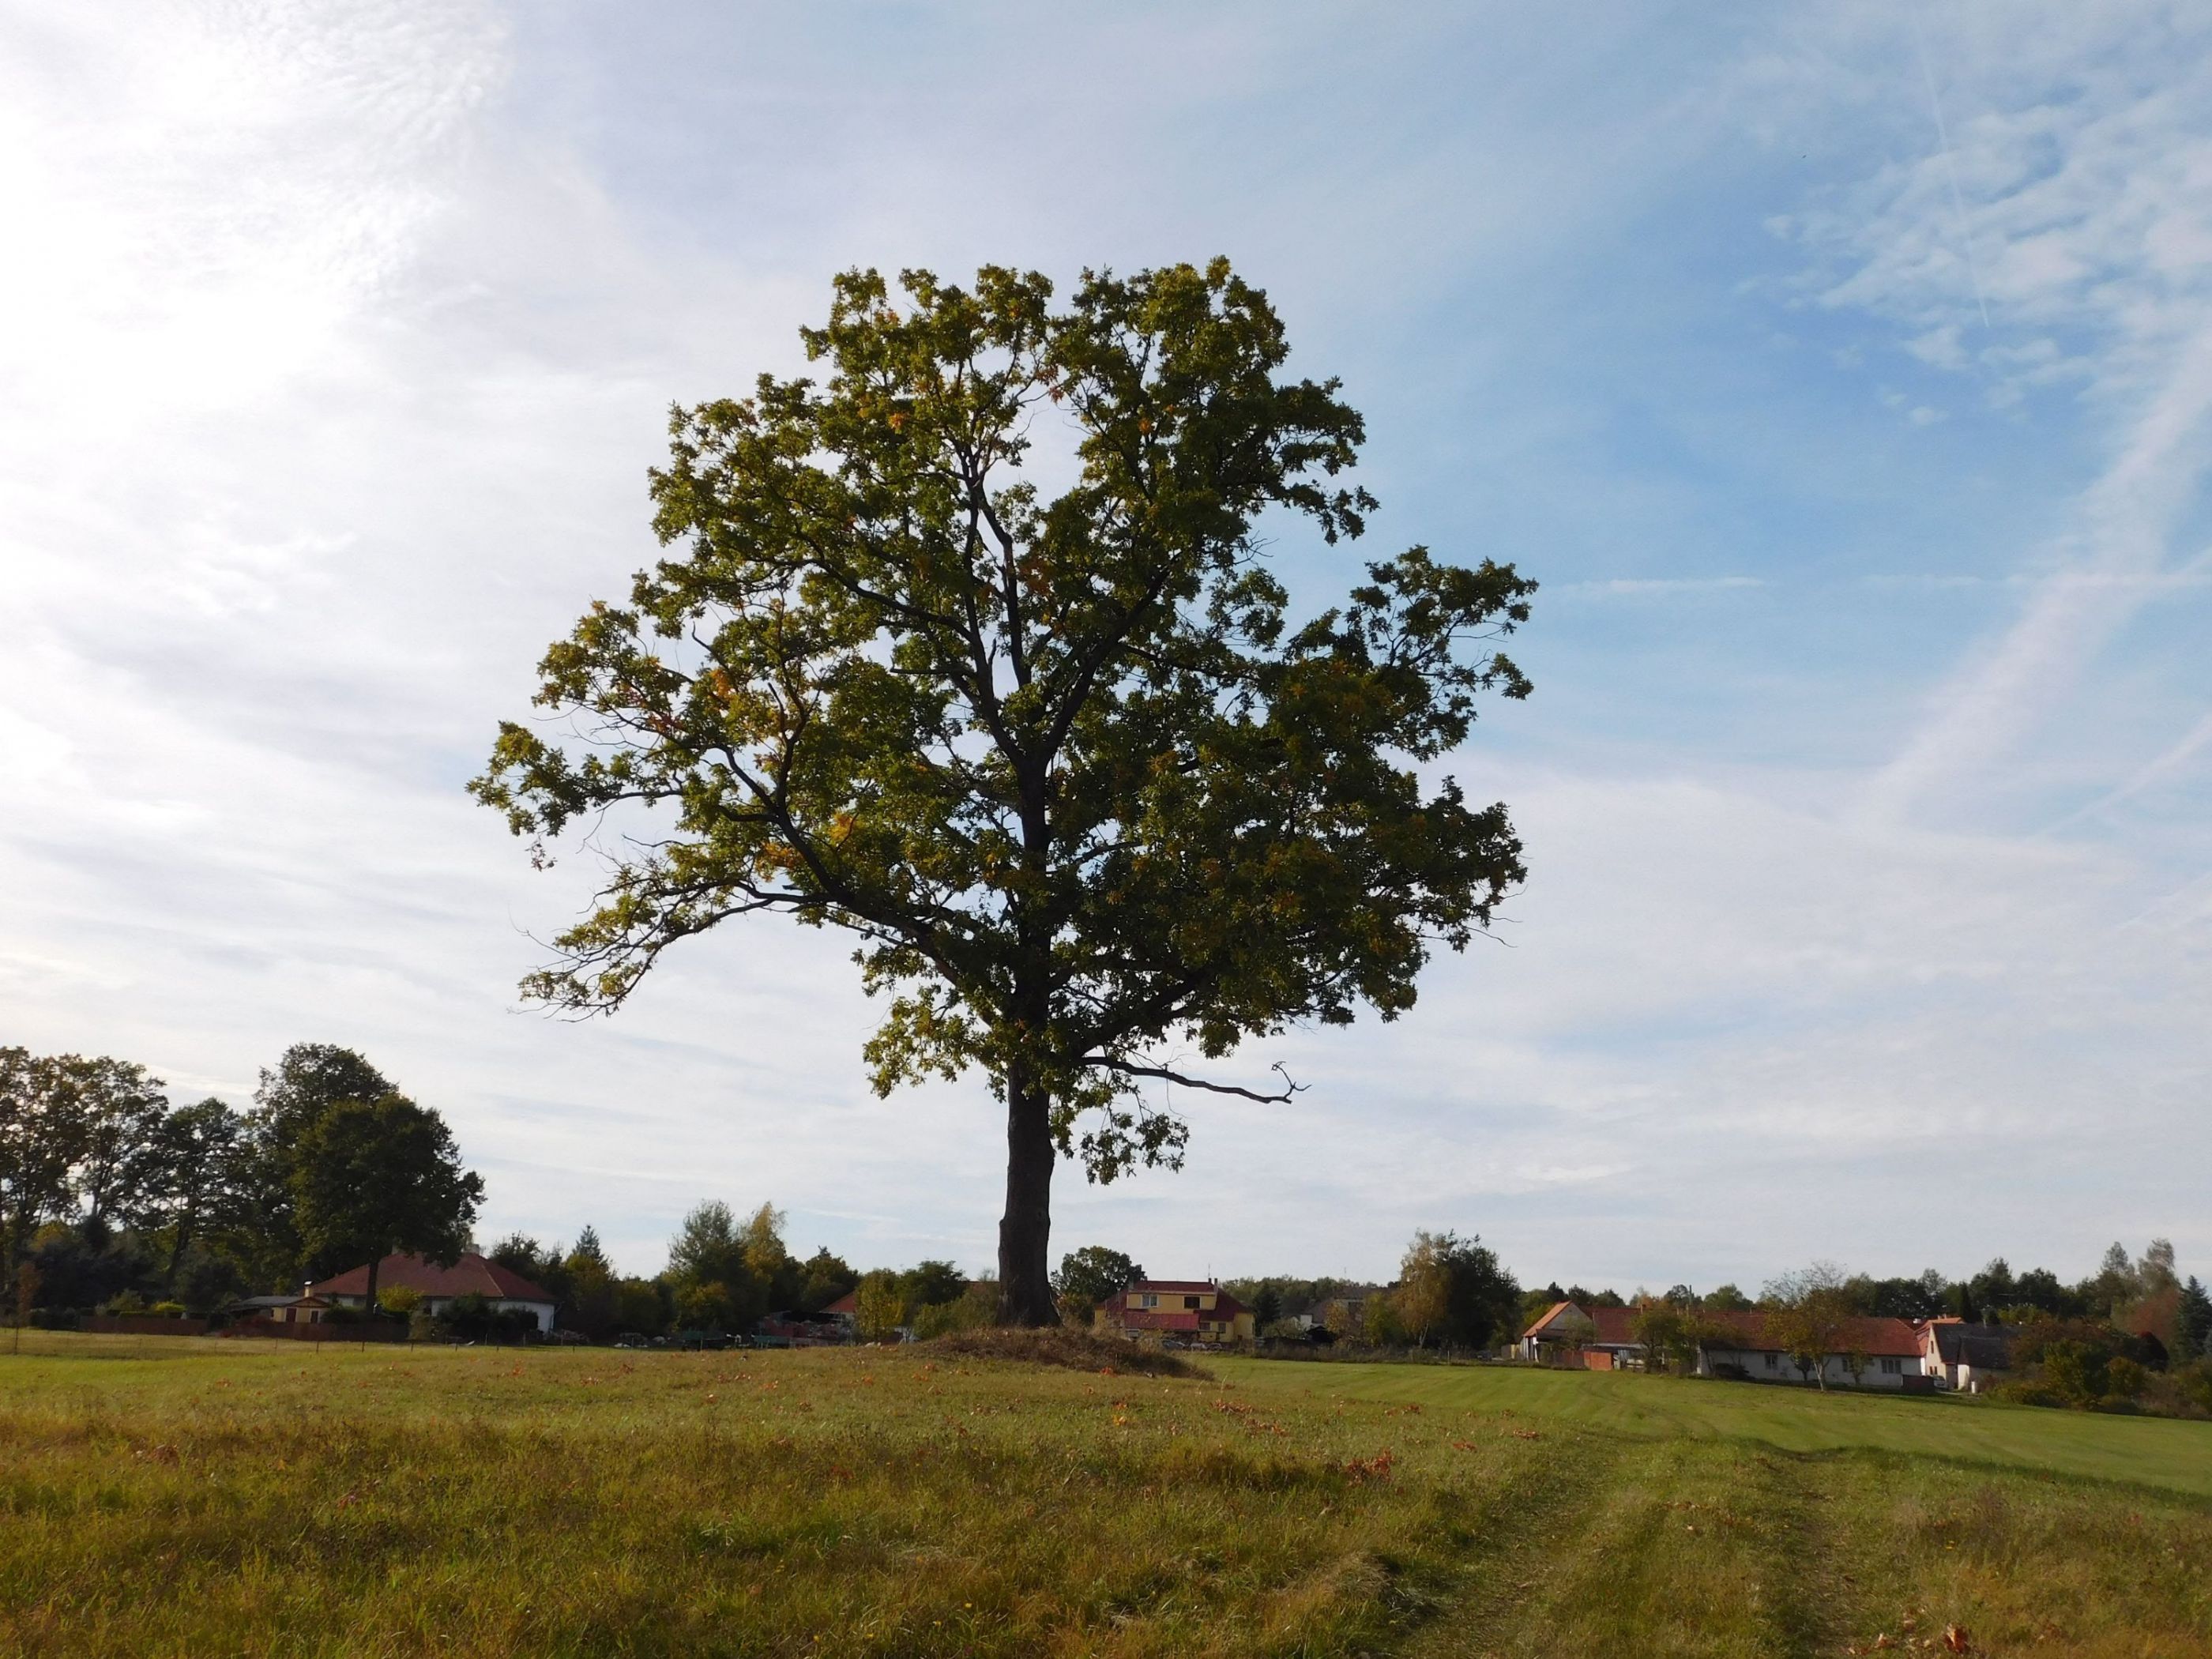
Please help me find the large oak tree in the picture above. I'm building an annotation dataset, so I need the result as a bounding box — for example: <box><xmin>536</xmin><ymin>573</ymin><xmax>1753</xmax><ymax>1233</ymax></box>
<box><xmin>475</xmin><ymin>261</ymin><xmax>1534</xmax><ymax>1323</ymax></box>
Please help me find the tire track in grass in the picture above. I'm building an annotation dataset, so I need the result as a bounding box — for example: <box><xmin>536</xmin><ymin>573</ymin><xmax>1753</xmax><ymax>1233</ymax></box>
<box><xmin>1401</xmin><ymin>1436</ymin><xmax>1860</xmax><ymax>1657</ymax></box>
<box><xmin>1383</xmin><ymin>1428</ymin><xmax>1628</xmax><ymax>1657</ymax></box>
<box><xmin>1738</xmin><ymin>1446</ymin><xmax>1860</xmax><ymax>1657</ymax></box>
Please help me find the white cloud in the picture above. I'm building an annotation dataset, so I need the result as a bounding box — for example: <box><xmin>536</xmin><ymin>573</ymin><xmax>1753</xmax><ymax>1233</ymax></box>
<box><xmin>1556</xmin><ymin>577</ymin><xmax>1766</xmax><ymax>596</ymax></box>
<box><xmin>1749</xmin><ymin>3</ymin><xmax>2212</xmax><ymax>829</ymax></box>
<box><xmin>2</xmin><ymin>2</ymin><xmax>2207</xmax><ymax>1294</ymax></box>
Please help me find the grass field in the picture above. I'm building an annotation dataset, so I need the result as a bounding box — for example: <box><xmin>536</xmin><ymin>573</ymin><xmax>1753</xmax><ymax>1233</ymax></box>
<box><xmin>2</xmin><ymin>1334</ymin><xmax>2206</xmax><ymax>1657</ymax></box>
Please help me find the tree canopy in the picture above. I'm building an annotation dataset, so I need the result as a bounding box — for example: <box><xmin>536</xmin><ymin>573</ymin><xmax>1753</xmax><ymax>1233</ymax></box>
<box><xmin>242</xmin><ymin>1044</ymin><xmax>397</xmax><ymax>1287</ymax></box>
<box><xmin>472</xmin><ymin>259</ymin><xmax>1536</xmax><ymax>1322</ymax></box>
<box><xmin>290</xmin><ymin>1093</ymin><xmax>483</xmax><ymax>1309</ymax></box>
<box><xmin>1051</xmin><ymin>1244</ymin><xmax>1143</xmax><ymax>1322</ymax></box>
<box><xmin>1394</xmin><ymin>1229</ymin><xmax>1521</xmax><ymax>1349</ymax></box>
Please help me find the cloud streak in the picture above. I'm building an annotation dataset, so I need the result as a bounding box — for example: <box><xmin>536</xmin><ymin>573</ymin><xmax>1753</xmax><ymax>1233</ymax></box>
<box><xmin>1</xmin><ymin>2</ymin><xmax>2206</xmax><ymax>1289</ymax></box>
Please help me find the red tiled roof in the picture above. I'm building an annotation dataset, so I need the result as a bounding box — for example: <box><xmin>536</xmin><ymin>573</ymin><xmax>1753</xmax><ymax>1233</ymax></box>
<box><xmin>1522</xmin><ymin>1302</ymin><xmax>1635</xmax><ymax>1345</ymax></box>
<box><xmin>822</xmin><ymin>1291</ymin><xmax>858</xmax><ymax>1316</ymax></box>
<box><xmin>309</xmin><ymin>1252</ymin><xmax>554</xmax><ymax>1304</ymax></box>
<box><xmin>1698</xmin><ymin>1311</ymin><xmax>1924</xmax><ymax>1359</ymax></box>
<box><xmin>1122</xmin><ymin>1309</ymin><xmax>1206</xmax><ymax>1332</ymax></box>
<box><xmin>1128</xmin><ymin>1280</ymin><xmax>1221</xmax><ymax>1295</ymax></box>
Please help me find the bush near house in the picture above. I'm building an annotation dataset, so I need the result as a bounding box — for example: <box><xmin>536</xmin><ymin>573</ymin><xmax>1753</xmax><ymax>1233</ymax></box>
<box><xmin>437</xmin><ymin>1293</ymin><xmax>541</xmax><ymax>1345</ymax></box>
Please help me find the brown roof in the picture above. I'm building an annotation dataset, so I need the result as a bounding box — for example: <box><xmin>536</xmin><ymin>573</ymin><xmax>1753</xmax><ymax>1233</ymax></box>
<box><xmin>1522</xmin><ymin>1302</ymin><xmax>1635</xmax><ymax>1345</ymax></box>
<box><xmin>309</xmin><ymin>1252</ymin><xmax>555</xmax><ymax>1304</ymax></box>
<box><xmin>1699</xmin><ymin>1311</ymin><xmax>1924</xmax><ymax>1359</ymax></box>
<box><xmin>822</xmin><ymin>1290</ymin><xmax>858</xmax><ymax>1315</ymax></box>
<box><xmin>1521</xmin><ymin>1300</ymin><xmax>1577</xmax><ymax>1339</ymax></box>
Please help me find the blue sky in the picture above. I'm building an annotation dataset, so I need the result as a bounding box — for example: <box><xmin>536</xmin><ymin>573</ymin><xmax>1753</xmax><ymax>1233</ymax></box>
<box><xmin>2</xmin><ymin>3</ymin><xmax>2206</xmax><ymax>1291</ymax></box>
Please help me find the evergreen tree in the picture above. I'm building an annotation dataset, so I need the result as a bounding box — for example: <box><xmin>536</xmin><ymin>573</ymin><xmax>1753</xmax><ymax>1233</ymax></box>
<box><xmin>2176</xmin><ymin>1276</ymin><xmax>2212</xmax><ymax>1362</ymax></box>
<box><xmin>561</xmin><ymin>1226</ymin><xmax>620</xmax><ymax>1340</ymax></box>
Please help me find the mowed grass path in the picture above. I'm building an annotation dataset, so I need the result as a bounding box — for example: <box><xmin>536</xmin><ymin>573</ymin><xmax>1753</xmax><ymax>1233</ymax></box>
<box><xmin>1219</xmin><ymin>1356</ymin><xmax>2212</xmax><ymax>1498</ymax></box>
<box><xmin>0</xmin><ymin>1337</ymin><xmax>2204</xmax><ymax>1657</ymax></box>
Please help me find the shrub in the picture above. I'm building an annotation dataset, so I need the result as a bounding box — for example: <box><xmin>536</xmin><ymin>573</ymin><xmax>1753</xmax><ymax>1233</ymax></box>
<box><xmin>148</xmin><ymin>1302</ymin><xmax>188</xmax><ymax>1319</ymax></box>
<box><xmin>912</xmin><ymin>1281</ymin><xmax>996</xmax><ymax>1340</ymax></box>
<box><xmin>852</xmin><ymin>1272</ymin><xmax>907</xmax><ymax>1342</ymax></box>
<box><xmin>439</xmin><ymin>1293</ymin><xmax>540</xmax><ymax>1343</ymax></box>
<box><xmin>378</xmin><ymin>1285</ymin><xmax>423</xmax><ymax>1315</ymax></box>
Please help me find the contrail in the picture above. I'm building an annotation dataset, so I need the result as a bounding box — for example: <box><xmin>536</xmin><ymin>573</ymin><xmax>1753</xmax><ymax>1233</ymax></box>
<box><xmin>2046</xmin><ymin>705</ymin><xmax>2212</xmax><ymax>832</ymax></box>
<box><xmin>1912</xmin><ymin>13</ymin><xmax>1991</xmax><ymax>329</ymax></box>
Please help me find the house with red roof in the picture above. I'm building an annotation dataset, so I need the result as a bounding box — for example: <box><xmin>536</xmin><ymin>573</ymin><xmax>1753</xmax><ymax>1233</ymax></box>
<box><xmin>1518</xmin><ymin>1300</ymin><xmax>1641</xmax><ymax>1369</ymax></box>
<box><xmin>309</xmin><ymin>1252</ymin><xmax>559</xmax><ymax>1333</ymax></box>
<box><xmin>1518</xmin><ymin>1300</ymin><xmax>1932</xmax><ymax>1389</ymax></box>
<box><xmin>1112</xmin><ymin>1280</ymin><xmax>1255</xmax><ymax>1345</ymax></box>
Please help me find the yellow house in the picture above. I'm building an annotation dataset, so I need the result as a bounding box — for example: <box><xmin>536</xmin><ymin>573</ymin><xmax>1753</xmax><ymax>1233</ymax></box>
<box><xmin>1115</xmin><ymin>1280</ymin><xmax>1255</xmax><ymax>1344</ymax></box>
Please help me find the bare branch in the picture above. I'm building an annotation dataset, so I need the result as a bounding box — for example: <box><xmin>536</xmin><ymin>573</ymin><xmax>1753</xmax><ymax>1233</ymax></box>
<box><xmin>1085</xmin><ymin>1057</ymin><xmax>1305</xmax><ymax>1105</ymax></box>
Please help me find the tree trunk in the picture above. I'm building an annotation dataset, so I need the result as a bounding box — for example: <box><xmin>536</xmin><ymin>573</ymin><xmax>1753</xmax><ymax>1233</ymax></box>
<box><xmin>996</xmin><ymin>1074</ymin><xmax>1058</xmax><ymax>1326</ymax></box>
<box><xmin>364</xmin><ymin>1253</ymin><xmax>382</xmax><ymax>1318</ymax></box>
<box><xmin>166</xmin><ymin>1205</ymin><xmax>195</xmax><ymax>1294</ymax></box>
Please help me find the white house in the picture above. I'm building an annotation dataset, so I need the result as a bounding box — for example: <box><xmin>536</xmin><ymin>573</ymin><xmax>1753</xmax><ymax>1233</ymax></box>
<box><xmin>1694</xmin><ymin>1311</ymin><xmax>1928</xmax><ymax>1389</ymax></box>
<box><xmin>310</xmin><ymin>1252</ymin><xmax>559</xmax><ymax>1333</ymax></box>
<box><xmin>1518</xmin><ymin>1302</ymin><xmax>1932</xmax><ymax>1389</ymax></box>
<box><xmin>1920</xmin><ymin>1319</ymin><xmax>2015</xmax><ymax>1394</ymax></box>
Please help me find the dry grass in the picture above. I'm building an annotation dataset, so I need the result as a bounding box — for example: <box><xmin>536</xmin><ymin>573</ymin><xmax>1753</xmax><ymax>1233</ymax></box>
<box><xmin>1</xmin><ymin>1337</ymin><xmax>2206</xmax><ymax>1657</ymax></box>
<box><xmin>923</xmin><ymin>1326</ymin><xmax>1207</xmax><ymax>1377</ymax></box>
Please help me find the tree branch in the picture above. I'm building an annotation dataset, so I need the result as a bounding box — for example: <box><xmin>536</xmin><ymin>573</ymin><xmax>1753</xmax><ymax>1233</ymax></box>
<box><xmin>1085</xmin><ymin>1057</ymin><xmax>1305</xmax><ymax>1104</ymax></box>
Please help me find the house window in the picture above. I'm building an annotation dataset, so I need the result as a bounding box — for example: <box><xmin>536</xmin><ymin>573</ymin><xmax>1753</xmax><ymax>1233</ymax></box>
<box><xmin>1185</xmin><ymin>1296</ymin><xmax>1201</xmax><ymax>1310</ymax></box>
<box><xmin>1880</xmin><ymin>1357</ymin><xmax>1902</xmax><ymax>1375</ymax></box>
<box><xmin>1763</xmin><ymin>1352</ymin><xmax>1779</xmax><ymax>1372</ymax></box>
<box><xmin>1140</xmin><ymin>1294</ymin><xmax>1157</xmax><ymax>1309</ymax></box>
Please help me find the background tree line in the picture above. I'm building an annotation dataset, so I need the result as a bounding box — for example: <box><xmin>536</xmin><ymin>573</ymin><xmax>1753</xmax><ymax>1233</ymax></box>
<box><xmin>1517</xmin><ymin>1238</ymin><xmax>2209</xmax><ymax>1360</ymax></box>
<box><xmin>1574</xmin><ymin>1243</ymin><xmax>2212</xmax><ymax>1415</ymax></box>
<box><xmin>2</xmin><ymin>1041</ymin><xmax>479</xmax><ymax>1322</ymax></box>
<box><xmin>1056</xmin><ymin>1230</ymin><xmax>1526</xmax><ymax>1352</ymax></box>
<box><xmin>489</xmin><ymin>1204</ymin><xmax>993</xmax><ymax>1344</ymax></box>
